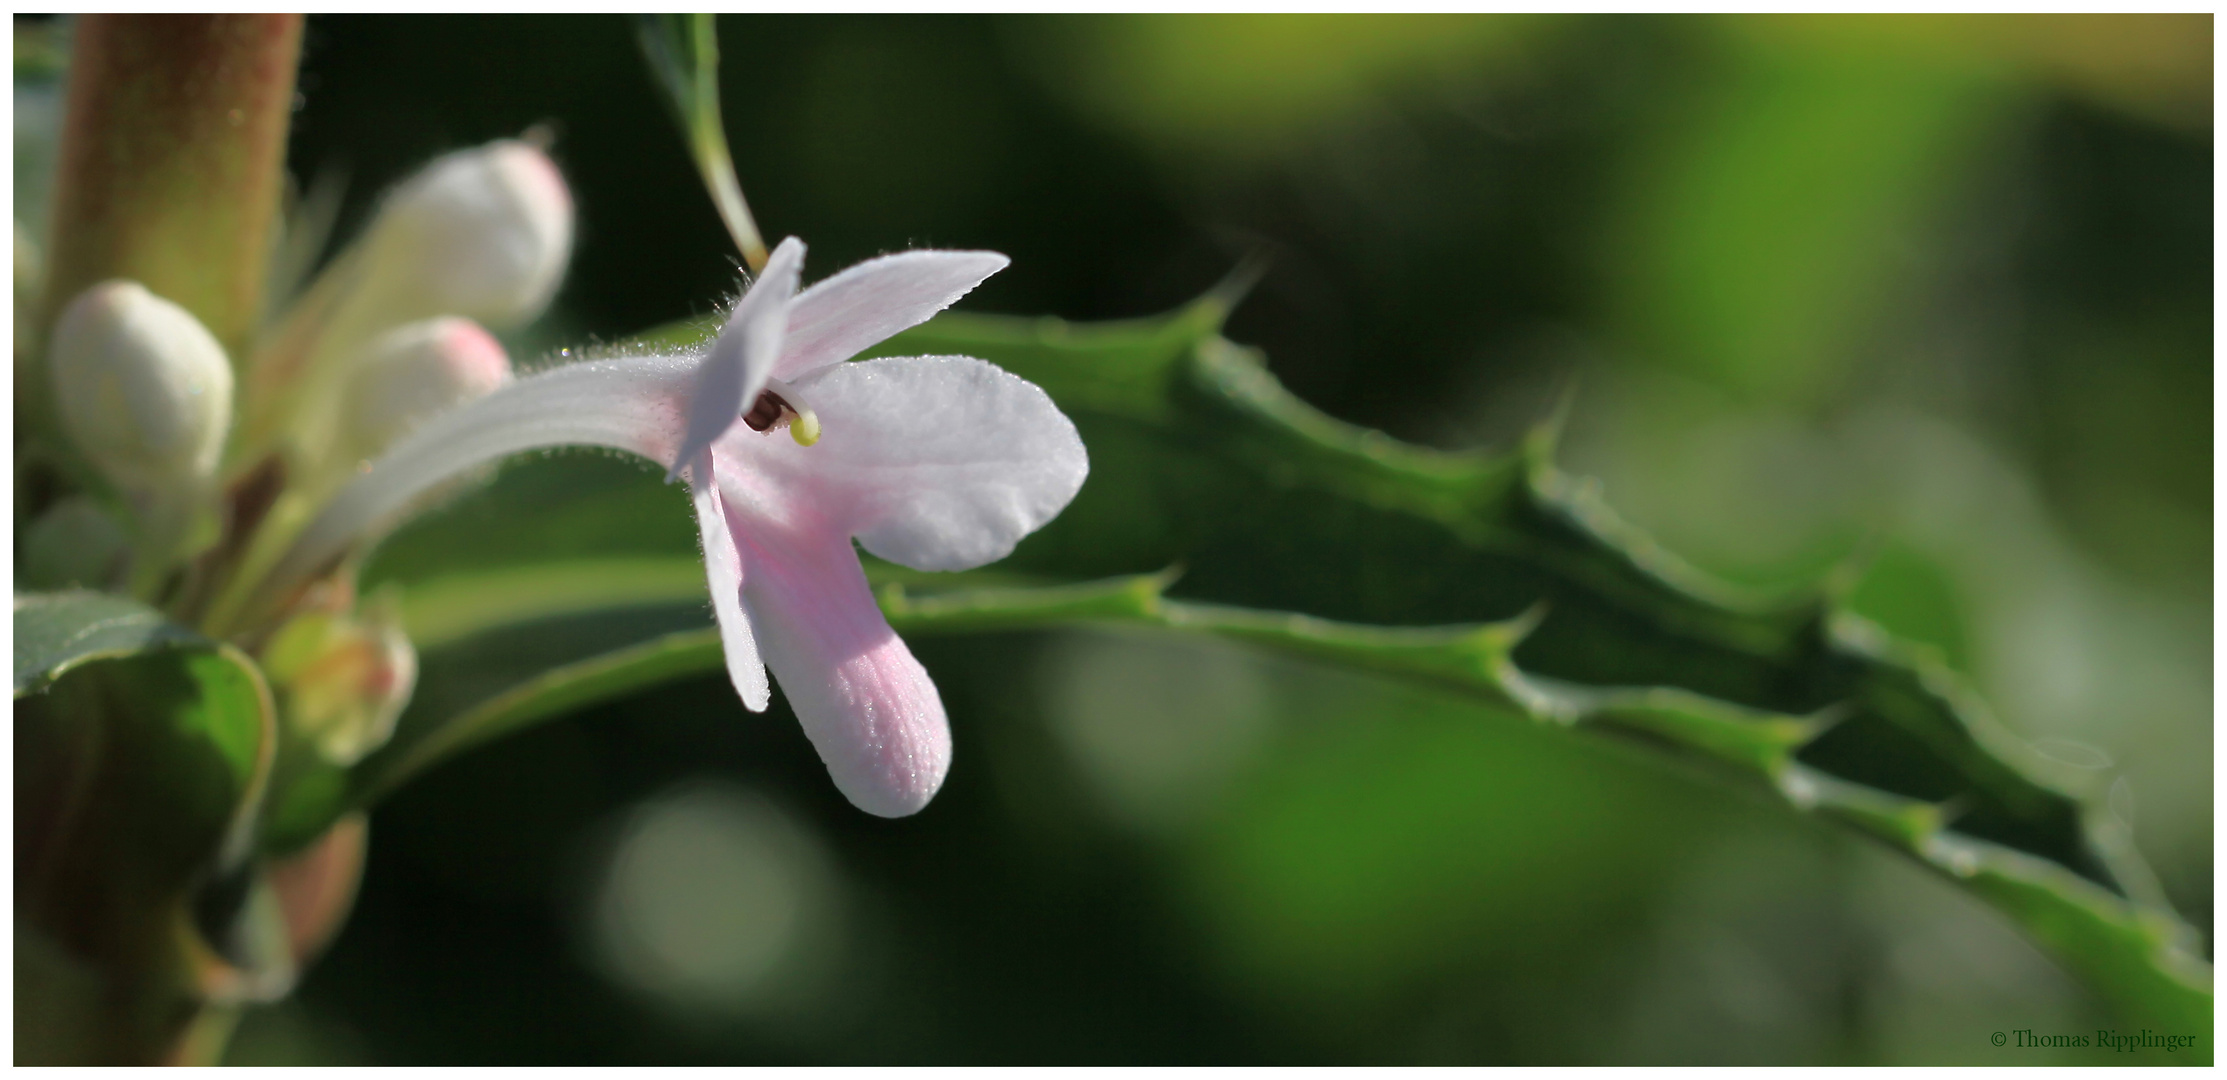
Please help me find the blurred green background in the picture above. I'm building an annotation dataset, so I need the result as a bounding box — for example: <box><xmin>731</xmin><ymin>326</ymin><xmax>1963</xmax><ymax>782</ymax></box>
<box><xmin>29</xmin><ymin>14</ymin><xmax>2207</xmax><ymax>1065</ymax></box>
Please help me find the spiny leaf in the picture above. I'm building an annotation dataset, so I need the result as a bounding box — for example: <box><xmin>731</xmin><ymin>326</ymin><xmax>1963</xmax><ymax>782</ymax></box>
<box><xmin>353</xmin><ymin>564</ymin><xmax>2210</xmax><ymax>1035</ymax></box>
<box><xmin>875</xmin><ymin>302</ymin><xmax>2167</xmax><ymax>898</ymax></box>
<box><xmin>343</xmin><ymin>296</ymin><xmax>2205</xmax><ymax>1038</ymax></box>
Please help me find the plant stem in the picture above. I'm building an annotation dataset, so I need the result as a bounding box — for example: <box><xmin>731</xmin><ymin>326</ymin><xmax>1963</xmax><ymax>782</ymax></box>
<box><xmin>41</xmin><ymin>14</ymin><xmax>303</xmax><ymax>363</ymax></box>
<box><xmin>687</xmin><ymin>13</ymin><xmax>768</xmax><ymax>272</ymax></box>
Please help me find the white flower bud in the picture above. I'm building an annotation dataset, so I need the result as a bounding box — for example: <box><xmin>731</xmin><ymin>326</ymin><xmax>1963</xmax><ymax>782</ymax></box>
<box><xmin>342</xmin><ymin>316</ymin><xmax>512</xmax><ymax>458</ymax></box>
<box><xmin>48</xmin><ymin>280</ymin><xmax>233</xmax><ymax>492</ymax></box>
<box><xmin>357</xmin><ymin>139</ymin><xmax>574</xmax><ymax>329</ymax></box>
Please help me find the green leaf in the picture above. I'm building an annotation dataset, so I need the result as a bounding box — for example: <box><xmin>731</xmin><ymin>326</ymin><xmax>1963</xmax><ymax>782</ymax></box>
<box><xmin>362</xmin><ymin>451</ymin><xmax>698</xmax><ymax>590</ymax></box>
<box><xmin>898</xmin><ymin>304</ymin><xmax>2208</xmax><ymax>1033</ymax></box>
<box><xmin>17</xmin><ymin>643</ymin><xmax>274</xmax><ymax>906</ymax></box>
<box><xmin>15</xmin><ymin>590</ymin><xmax>205</xmax><ymax>696</ymax></box>
<box><xmin>365</xmin><ymin>565</ymin><xmax>2209</xmax><ymax>1036</ymax></box>
<box><xmin>356</xmin><ymin>626</ymin><xmax>720</xmax><ymax>805</ymax></box>
<box><xmin>15</xmin><ymin>593</ymin><xmax>282</xmax><ymax>1061</ymax></box>
<box><xmin>397</xmin><ymin>557</ymin><xmax>710</xmax><ymax>651</ymax></box>
<box><xmin>343</xmin><ymin>296</ymin><xmax>2204</xmax><ymax>1037</ymax></box>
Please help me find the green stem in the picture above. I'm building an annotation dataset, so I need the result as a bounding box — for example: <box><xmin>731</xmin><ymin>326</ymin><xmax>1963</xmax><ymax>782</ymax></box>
<box><xmin>686</xmin><ymin>13</ymin><xmax>767</xmax><ymax>272</ymax></box>
<box><xmin>636</xmin><ymin>13</ymin><xmax>767</xmax><ymax>272</ymax></box>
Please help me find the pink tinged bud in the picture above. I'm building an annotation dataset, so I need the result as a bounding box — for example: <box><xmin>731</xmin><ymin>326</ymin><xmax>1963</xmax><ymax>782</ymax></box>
<box><xmin>48</xmin><ymin>280</ymin><xmax>233</xmax><ymax>492</ymax></box>
<box><xmin>342</xmin><ymin>316</ymin><xmax>512</xmax><ymax>457</ymax></box>
<box><xmin>260</xmin><ymin>600</ymin><xmax>417</xmax><ymax>766</ymax></box>
<box><xmin>359</xmin><ymin>139</ymin><xmax>574</xmax><ymax>329</ymax></box>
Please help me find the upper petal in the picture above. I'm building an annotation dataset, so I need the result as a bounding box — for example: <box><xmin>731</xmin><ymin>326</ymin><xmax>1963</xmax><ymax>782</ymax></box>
<box><xmin>725</xmin><ymin>355</ymin><xmax>1088</xmax><ymax>572</ymax></box>
<box><xmin>669</xmin><ymin>235</ymin><xmax>804</xmax><ymax>479</ymax></box>
<box><xmin>774</xmin><ymin>250</ymin><xmax>1008</xmax><ymax>380</ymax></box>
<box><xmin>721</xmin><ymin>496</ymin><xmax>951</xmax><ymax>818</ymax></box>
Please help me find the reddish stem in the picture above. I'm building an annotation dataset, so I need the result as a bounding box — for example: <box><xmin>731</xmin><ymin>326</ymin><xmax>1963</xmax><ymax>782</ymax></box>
<box><xmin>42</xmin><ymin>15</ymin><xmax>303</xmax><ymax>361</ymax></box>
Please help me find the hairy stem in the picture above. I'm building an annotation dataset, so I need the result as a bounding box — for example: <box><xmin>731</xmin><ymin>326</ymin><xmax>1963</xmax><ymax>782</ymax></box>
<box><xmin>41</xmin><ymin>14</ymin><xmax>303</xmax><ymax>362</ymax></box>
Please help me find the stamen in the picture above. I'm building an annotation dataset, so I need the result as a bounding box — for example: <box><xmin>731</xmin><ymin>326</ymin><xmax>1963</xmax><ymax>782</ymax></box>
<box><xmin>742</xmin><ymin>379</ymin><xmax>821</xmax><ymax>447</ymax></box>
<box><xmin>787</xmin><ymin>404</ymin><xmax>821</xmax><ymax>447</ymax></box>
<box><xmin>742</xmin><ymin>389</ymin><xmax>789</xmax><ymax>432</ymax></box>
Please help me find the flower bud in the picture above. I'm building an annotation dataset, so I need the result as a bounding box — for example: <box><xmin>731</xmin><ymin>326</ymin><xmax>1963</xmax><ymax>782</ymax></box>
<box><xmin>261</xmin><ymin>599</ymin><xmax>417</xmax><ymax>766</ymax></box>
<box><xmin>48</xmin><ymin>280</ymin><xmax>233</xmax><ymax>492</ymax></box>
<box><xmin>341</xmin><ymin>316</ymin><xmax>512</xmax><ymax>458</ymax></box>
<box><xmin>357</xmin><ymin>139</ymin><xmax>574</xmax><ymax>329</ymax></box>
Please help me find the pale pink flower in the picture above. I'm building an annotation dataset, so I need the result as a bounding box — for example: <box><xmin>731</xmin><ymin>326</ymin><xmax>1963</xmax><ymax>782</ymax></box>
<box><xmin>268</xmin><ymin>238</ymin><xmax>1088</xmax><ymax>816</ymax></box>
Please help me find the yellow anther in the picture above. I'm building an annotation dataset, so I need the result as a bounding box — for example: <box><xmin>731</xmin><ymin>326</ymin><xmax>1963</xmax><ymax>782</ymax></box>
<box><xmin>788</xmin><ymin>405</ymin><xmax>821</xmax><ymax>447</ymax></box>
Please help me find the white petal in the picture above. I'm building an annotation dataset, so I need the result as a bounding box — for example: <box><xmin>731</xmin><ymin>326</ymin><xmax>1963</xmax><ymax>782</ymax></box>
<box><xmin>774</xmin><ymin>250</ymin><xmax>1008</xmax><ymax>380</ymax></box>
<box><xmin>267</xmin><ymin>354</ymin><xmax>697</xmax><ymax>603</ymax></box>
<box><xmin>688</xmin><ymin>451</ymin><xmax>769</xmax><ymax>711</ymax></box>
<box><xmin>722</xmin><ymin>499</ymin><xmax>951</xmax><ymax>818</ymax></box>
<box><xmin>669</xmin><ymin>236</ymin><xmax>804</xmax><ymax>480</ymax></box>
<box><xmin>725</xmin><ymin>355</ymin><xmax>1088</xmax><ymax>572</ymax></box>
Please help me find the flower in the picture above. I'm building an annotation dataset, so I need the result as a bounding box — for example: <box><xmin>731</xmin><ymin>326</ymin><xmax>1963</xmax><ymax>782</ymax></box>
<box><xmin>264</xmin><ymin>238</ymin><xmax>1088</xmax><ymax>817</ymax></box>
